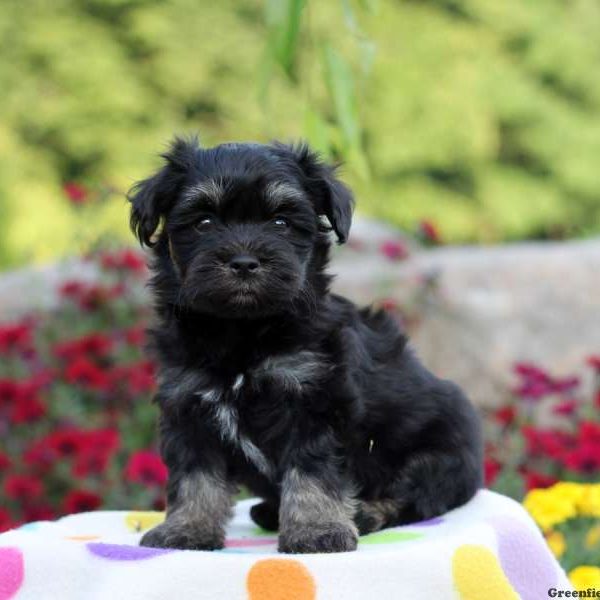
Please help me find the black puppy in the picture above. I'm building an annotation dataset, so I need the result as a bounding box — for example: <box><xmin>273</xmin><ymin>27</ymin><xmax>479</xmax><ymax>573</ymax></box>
<box><xmin>129</xmin><ymin>136</ymin><xmax>483</xmax><ymax>554</ymax></box>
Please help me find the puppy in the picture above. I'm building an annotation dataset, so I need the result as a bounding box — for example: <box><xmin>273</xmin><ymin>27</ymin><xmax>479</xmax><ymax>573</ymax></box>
<box><xmin>129</xmin><ymin>136</ymin><xmax>483</xmax><ymax>554</ymax></box>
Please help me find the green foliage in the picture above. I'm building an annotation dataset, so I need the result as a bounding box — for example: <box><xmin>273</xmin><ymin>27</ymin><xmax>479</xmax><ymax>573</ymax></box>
<box><xmin>1</xmin><ymin>0</ymin><xmax>599</xmax><ymax>268</ymax></box>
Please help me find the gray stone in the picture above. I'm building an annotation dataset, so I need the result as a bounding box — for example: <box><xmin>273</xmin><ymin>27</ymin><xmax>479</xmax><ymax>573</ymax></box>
<box><xmin>1</xmin><ymin>219</ymin><xmax>598</xmax><ymax>408</ymax></box>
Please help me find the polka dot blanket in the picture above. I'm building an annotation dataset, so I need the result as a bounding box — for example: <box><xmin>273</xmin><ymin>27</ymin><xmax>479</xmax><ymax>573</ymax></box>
<box><xmin>0</xmin><ymin>490</ymin><xmax>572</xmax><ymax>600</ymax></box>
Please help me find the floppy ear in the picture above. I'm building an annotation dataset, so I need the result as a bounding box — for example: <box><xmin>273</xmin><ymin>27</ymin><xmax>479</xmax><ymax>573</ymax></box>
<box><xmin>277</xmin><ymin>143</ymin><xmax>355</xmax><ymax>244</ymax></box>
<box><xmin>128</xmin><ymin>136</ymin><xmax>199</xmax><ymax>247</ymax></box>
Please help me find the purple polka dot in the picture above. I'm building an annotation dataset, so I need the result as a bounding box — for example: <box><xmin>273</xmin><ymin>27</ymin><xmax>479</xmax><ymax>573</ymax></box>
<box><xmin>488</xmin><ymin>515</ymin><xmax>559</xmax><ymax>600</ymax></box>
<box><xmin>87</xmin><ymin>542</ymin><xmax>174</xmax><ymax>561</ymax></box>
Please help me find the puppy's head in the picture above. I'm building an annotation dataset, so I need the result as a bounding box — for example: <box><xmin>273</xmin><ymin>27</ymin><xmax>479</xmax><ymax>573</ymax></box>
<box><xmin>129</xmin><ymin>137</ymin><xmax>354</xmax><ymax>318</ymax></box>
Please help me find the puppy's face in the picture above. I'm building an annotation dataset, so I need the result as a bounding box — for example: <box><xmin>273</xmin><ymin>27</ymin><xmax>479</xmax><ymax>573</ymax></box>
<box><xmin>129</xmin><ymin>139</ymin><xmax>354</xmax><ymax>318</ymax></box>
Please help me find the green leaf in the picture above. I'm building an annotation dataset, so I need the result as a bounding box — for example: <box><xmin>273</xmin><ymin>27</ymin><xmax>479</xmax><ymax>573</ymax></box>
<box><xmin>322</xmin><ymin>43</ymin><xmax>370</xmax><ymax>178</ymax></box>
<box><xmin>264</xmin><ymin>0</ymin><xmax>306</xmax><ymax>81</ymax></box>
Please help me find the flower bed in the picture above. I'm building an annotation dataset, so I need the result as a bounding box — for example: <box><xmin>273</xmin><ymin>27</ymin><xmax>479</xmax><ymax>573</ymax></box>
<box><xmin>0</xmin><ymin>247</ymin><xmax>598</xmax><ymax>587</ymax></box>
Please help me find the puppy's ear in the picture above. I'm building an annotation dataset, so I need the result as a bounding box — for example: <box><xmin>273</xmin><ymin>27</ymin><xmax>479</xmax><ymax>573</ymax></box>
<box><xmin>277</xmin><ymin>143</ymin><xmax>355</xmax><ymax>244</ymax></box>
<box><xmin>129</xmin><ymin>136</ymin><xmax>199</xmax><ymax>247</ymax></box>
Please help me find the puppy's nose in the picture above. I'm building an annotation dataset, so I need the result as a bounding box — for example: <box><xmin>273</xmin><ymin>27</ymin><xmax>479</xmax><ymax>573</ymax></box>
<box><xmin>229</xmin><ymin>254</ymin><xmax>260</xmax><ymax>275</ymax></box>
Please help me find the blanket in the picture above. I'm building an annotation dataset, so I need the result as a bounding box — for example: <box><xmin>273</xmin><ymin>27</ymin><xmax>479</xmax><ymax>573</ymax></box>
<box><xmin>0</xmin><ymin>490</ymin><xmax>572</xmax><ymax>600</ymax></box>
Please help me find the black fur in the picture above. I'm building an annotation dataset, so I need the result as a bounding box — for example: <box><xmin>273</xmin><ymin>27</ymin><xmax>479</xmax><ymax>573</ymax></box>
<box><xmin>130</xmin><ymin>136</ymin><xmax>483</xmax><ymax>554</ymax></box>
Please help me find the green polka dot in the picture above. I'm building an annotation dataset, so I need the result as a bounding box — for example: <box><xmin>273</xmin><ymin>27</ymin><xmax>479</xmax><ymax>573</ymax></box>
<box><xmin>359</xmin><ymin>530</ymin><xmax>424</xmax><ymax>545</ymax></box>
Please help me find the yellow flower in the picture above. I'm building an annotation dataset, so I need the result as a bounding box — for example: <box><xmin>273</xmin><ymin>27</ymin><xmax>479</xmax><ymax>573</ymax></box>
<box><xmin>545</xmin><ymin>530</ymin><xmax>566</xmax><ymax>558</ymax></box>
<box><xmin>569</xmin><ymin>566</ymin><xmax>600</xmax><ymax>592</ymax></box>
<box><xmin>579</xmin><ymin>484</ymin><xmax>600</xmax><ymax>518</ymax></box>
<box><xmin>523</xmin><ymin>488</ymin><xmax>577</xmax><ymax>531</ymax></box>
<box><xmin>550</xmin><ymin>482</ymin><xmax>586</xmax><ymax>507</ymax></box>
<box><xmin>585</xmin><ymin>524</ymin><xmax>600</xmax><ymax>549</ymax></box>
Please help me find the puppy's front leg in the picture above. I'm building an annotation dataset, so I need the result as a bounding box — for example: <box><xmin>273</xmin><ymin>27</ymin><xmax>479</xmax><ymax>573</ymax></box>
<box><xmin>140</xmin><ymin>419</ymin><xmax>234</xmax><ymax>550</ymax></box>
<box><xmin>278</xmin><ymin>466</ymin><xmax>358</xmax><ymax>554</ymax></box>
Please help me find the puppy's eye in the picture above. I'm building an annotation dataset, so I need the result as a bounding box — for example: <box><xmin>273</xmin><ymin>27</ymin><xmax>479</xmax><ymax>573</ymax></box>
<box><xmin>273</xmin><ymin>218</ymin><xmax>288</xmax><ymax>227</ymax></box>
<box><xmin>194</xmin><ymin>217</ymin><xmax>214</xmax><ymax>232</ymax></box>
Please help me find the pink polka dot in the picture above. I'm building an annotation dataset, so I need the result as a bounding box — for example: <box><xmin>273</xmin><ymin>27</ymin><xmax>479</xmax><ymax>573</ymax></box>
<box><xmin>0</xmin><ymin>547</ymin><xmax>24</xmax><ymax>600</ymax></box>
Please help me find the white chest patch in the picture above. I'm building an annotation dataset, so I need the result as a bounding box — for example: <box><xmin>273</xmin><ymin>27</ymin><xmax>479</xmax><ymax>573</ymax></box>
<box><xmin>196</xmin><ymin>375</ymin><xmax>271</xmax><ymax>478</ymax></box>
<box><xmin>253</xmin><ymin>351</ymin><xmax>330</xmax><ymax>392</ymax></box>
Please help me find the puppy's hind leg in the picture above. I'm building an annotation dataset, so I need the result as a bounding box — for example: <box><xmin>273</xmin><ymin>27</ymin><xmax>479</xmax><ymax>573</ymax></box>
<box><xmin>390</xmin><ymin>450</ymin><xmax>482</xmax><ymax>527</ymax></box>
<box><xmin>353</xmin><ymin>498</ymin><xmax>403</xmax><ymax>535</ymax></box>
<box><xmin>250</xmin><ymin>500</ymin><xmax>280</xmax><ymax>532</ymax></box>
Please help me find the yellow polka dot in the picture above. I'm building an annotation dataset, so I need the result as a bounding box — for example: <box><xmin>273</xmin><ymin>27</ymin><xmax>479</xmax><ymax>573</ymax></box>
<box><xmin>453</xmin><ymin>545</ymin><xmax>519</xmax><ymax>600</ymax></box>
<box><xmin>125</xmin><ymin>511</ymin><xmax>165</xmax><ymax>533</ymax></box>
<box><xmin>65</xmin><ymin>535</ymin><xmax>101</xmax><ymax>541</ymax></box>
<box><xmin>247</xmin><ymin>559</ymin><xmax>316</xmax><ymax>600</ymax></box>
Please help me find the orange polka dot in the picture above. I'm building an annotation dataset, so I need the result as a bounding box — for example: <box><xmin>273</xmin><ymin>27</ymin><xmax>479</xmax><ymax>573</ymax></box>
<box><xmin>247</xmin><ymin>558</ymin><xmax>316</xmax><ymax>600</ymax></box>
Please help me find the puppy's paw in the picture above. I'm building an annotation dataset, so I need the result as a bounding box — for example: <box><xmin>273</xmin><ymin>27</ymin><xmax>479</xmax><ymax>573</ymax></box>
<box><xmin>140</xmin><ymin>521</ymin><xmax>224</xmax><ymax>551</ymax></box>
<box><xmin>250</xmin><ymin>501</ymin><xmax>280</xmax><ymax>532</ymax></box>
<box><xmin>278</xmin><ymin>522</ymin><xmax>358</xmax><ymax>554</ymax></box>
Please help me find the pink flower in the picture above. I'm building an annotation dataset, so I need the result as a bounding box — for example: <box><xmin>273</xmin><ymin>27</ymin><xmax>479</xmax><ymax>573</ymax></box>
<box><xmin>63</xmin><ymin>182</ymin><xmax>88</xmax><ymax>205</ymax></box>
<box><xmin>552</xmin><ymin>398</ymin><xmax>578</xmax><ymax>416</ymax></box>
<box><xmin>380</xmin><ymin>240</ymin><xmax>409</xmax><ymax>261</ymax></box>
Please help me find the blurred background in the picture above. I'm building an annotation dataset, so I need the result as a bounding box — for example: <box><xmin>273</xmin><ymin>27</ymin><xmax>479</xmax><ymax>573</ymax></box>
<box><xmin>0</xmin><ymin>0</ymin><xmax>599</xmax><ymax>586</ymax></box>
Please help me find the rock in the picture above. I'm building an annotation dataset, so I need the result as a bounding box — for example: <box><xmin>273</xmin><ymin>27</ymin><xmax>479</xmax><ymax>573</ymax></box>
<box><xmin>334</xmin><ymin>224</ymin><xmax>600</xmax><ymax>407</ymax></box>
<box><xmin>0</xmin><ymin>219</ymin><xmax>598</xmax><ymax>408</ymax></box>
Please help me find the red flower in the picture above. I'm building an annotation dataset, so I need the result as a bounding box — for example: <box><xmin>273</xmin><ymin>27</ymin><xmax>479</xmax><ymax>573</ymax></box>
<box><xmin>125</xmin><ymin>451</ymin><xmax>168</xmax><ymax>486</ymax></box>
<box><xmin>124</xmin><ymin>326</ymin><xmax>146</xmax><ymax>346</ymax></box>
<box><xmin>65</xmin><ymin>358</ymin><xmax>111</xmax><ymax>391</ymax></box>
<box><xmin>59</xmin><ymin>280</ymin><xmax>87</xmax><ymax>299</ymax></box>
<box><xmin>0</xmin><ymin>379</ymin><xmax>19</xmax><ymax>407</ymax></box>
<box><xmin>63</xmin><ymin>182</ymin><xmax>88</xmax><ymax>205</ymax></box>
<box><xmin>418</xmin><ymin>220</ymin><xmax>441</xmax><ymax>244</ymax></box>
<box><xmin>111</xmin><ymin>361</ymin><xmax>155</xmax><ymax>395</ymax></box>
<box><xmin>587</xmin><ymin>355</ymin><xmax>600</xmax><ymax>371</ymax></box>
<box><xmin>484</xmin><ymin>458</ymin><xmax>502</xmax><ymax>486</ymax></box>
<box><xmin>552</xmin><ymin>398</ymin><xmax>578</xmax><ymax>416</ymax></box>
<box><xmin>10</xmin><ymin>393</ymin><xmax>46</xmax><ymax>424</ymax></box>
<box><xmin>100</xmin><ymin>249</ymin><xmax>146</xmax><ymax>275</ymax></box>
<box><xmin>0</xmin><ymin>378</ymin><xmax>46</xmax><ymax>424</ymax></box>
<box><xmin>579</xmin><ymin>421</ymin><xmax>600</xmax><ymax>446</ymax></box>
<box><xmin>0</xmin><ymin>322</ymin><xmax>31</xmax><ymax>354</ymax></box>
<box><xmin>24</xmin><ymin>505</ymin><xmax>56</xmax><ymax>522</ymax></box>
<box><xmin>523</xmin><ymin>471</ymin><xmax>558</xmax><ymax>491</ymax></box>
<box><xmin>493</xmin><ymin>405</ymin><xmax>517</xmax><ymax>427</ymax></box>
<box><xmin>54</xmin><ymin>333</ymin><xmax>113</xmax><ymax>361</ymax></box>
<box><xmin>380</xmin><ymin>240</ymin><xmax>409</xmax><ymax>261</ymax></box>
<box><xmin>63</xmin><ymin>490</ymin><xmax>102</xmax><ymax>514</ymax></box>
<box><xmin>512</xmin><ymin>362</ymin><xmax>580</xmax><ymax>399</ymax></box>
<box><xmin>379</xmin><ymin>298</ymin><xmax>399</xmax><ymax>313</ymax></box>
<box><xmin>0</xmin><ymin>508</ymin><xmax>15</xmax><ymax>533</ymax></box>
<box><xmin>72</xmin><ymin>429</ymin><xmax>120</xmax><ymax>477</ymax></box>
<box><xmin>4</xmin><ymin>475</ymin><xmax>43</xmax><ymax>500</ymax></box>
<box><xmin>0</xmin><ymin>452</ymin><xmax>11</xmax><ymax>471</ymax></box>
<box><xmin>46</xmin><ymin>429</ymin><xmax>86</xmax><ymax>458</ymax></box>
<box><xmin>563</xmin><ymin>443</ymin><xmax>600</xmax><ymax>474</ymax></box>
<box><xmin>522</xmin><ymin>426</ymin><xmax>574</xmax><ymax>460</ymax></box>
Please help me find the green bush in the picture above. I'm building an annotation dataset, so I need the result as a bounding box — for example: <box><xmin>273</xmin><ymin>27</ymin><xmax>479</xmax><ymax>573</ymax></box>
<box><xmin>1</xmin><ymin>0</ymin><xmax>599</xmax><ymax>268</ymax></box>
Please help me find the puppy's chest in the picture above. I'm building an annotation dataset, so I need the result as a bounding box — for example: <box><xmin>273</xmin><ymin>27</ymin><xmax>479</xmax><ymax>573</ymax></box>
<box><xmin>195</xmin><ymin>350</ymin><xmax>332</xmax><ymax>475</ymax></box>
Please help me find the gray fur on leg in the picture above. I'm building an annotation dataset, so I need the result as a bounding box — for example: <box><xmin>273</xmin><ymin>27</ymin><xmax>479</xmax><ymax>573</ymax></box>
<box><xmin>140</xmin><ymin>470</ymin><xmax>234</xmax><ymax>550</ymax></box>
<box><xmin>278</xmin><ymin>468</ymin><xmax>358</xmax><ymax>554</ymax></box>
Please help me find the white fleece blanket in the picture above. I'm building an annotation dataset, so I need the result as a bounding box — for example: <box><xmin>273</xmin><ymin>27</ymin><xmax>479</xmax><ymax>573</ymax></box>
<box><xmin>0</xmin><ymin>490</ymin><xmax>572</xmax><ymax>600</ymax></box>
